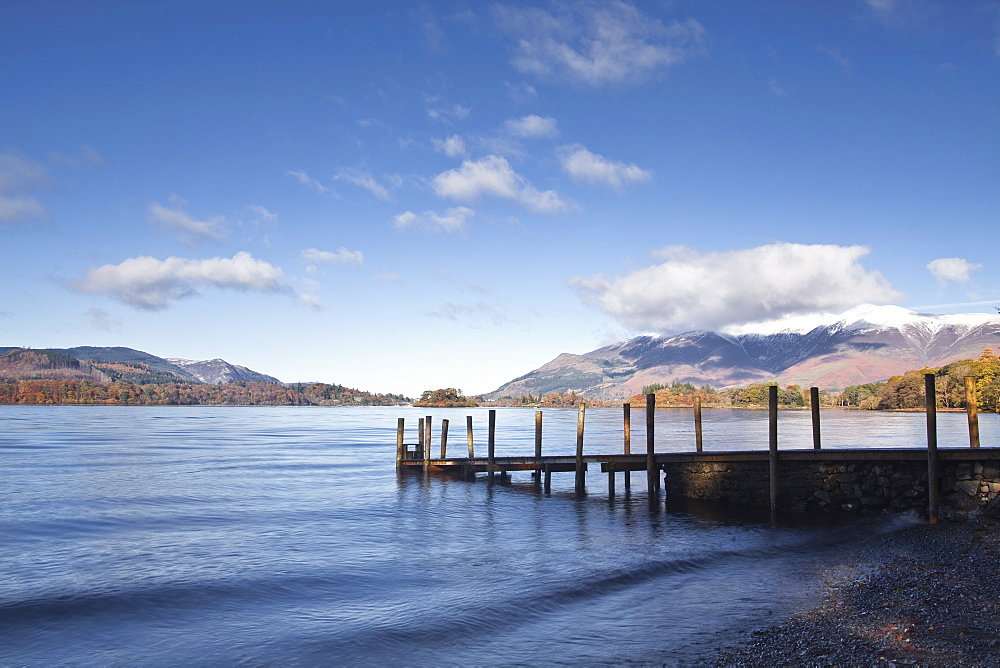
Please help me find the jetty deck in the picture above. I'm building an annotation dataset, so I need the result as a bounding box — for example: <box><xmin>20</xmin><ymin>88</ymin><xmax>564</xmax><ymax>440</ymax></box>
<box><xmin>397</xmin><ymin>379</ymin><xmax>1000</xmax><ymax>523</ymax></box>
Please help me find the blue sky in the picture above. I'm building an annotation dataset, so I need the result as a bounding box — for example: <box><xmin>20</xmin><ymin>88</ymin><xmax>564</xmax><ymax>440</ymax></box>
<box><xmin>2</xmin><ymin>0</ymin><xmax>997</xmax><ymax>397</ymax></box>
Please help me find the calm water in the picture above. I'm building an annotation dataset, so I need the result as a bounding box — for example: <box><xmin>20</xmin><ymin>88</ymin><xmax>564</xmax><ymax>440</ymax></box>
<box><xmin>1</xmin><ymin>406</ymin><xmax>992</xmax><ymax>665</ymax></box>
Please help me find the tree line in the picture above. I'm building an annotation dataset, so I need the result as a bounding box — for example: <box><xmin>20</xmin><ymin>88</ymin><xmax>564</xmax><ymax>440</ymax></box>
<box><xmin>839</xmin><ymin>347</ymin><xmax>1000</xmax><ymax>411</ymax></box>
<box><xmin>0</xmin><ymin>379</ymin><xmax>411</xmax><ymax>406</ymax></box>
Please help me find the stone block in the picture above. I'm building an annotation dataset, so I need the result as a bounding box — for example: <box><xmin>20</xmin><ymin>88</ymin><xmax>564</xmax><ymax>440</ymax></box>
<box><xmin>956</xmin><ymin>479</ymin><xmax>980</xmax><ymax>496</ymax></box>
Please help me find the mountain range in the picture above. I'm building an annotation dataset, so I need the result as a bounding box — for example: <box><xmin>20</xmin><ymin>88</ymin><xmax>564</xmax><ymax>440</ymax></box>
<box><xmin>0</xmin><ymin>346</ymin><xmax>280</xmax><ymax>385</ymax></box>
<box><xmin>485</xmin><ymin>305</ymin><xmax>1000</xmax><ymax>400</ymax></box>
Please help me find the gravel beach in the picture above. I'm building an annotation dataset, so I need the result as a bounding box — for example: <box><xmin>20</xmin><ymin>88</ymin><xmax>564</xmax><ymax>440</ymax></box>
<box><xmin>713</xmin><ymin>517</ymin><xmax>1000</xmax><ymax>665</ymax></box>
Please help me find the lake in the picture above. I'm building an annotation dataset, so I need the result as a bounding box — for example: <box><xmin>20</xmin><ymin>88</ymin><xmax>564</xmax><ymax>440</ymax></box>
<box><xmin>1</xmin><ymin>406</ymin><xmax>992</xmax><ymax>664</ymax></box>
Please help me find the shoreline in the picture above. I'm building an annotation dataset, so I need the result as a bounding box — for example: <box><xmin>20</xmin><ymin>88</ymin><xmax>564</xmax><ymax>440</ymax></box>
<box><xmin>710</xmin><ymin>517</ymin><xmax>1000</xmax><ymax>665</ymax></box>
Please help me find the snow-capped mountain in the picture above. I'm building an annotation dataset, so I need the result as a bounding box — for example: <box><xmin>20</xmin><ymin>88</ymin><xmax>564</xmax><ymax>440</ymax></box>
<box><xmin>485</xmin><ymin>305</ymin><xmax>1000</xmax><ymax>400</ymax></box>
<box><xmin>166</xmin><ymin>358</ymin><xmax>280</xmax><ymax>384</ymax></box>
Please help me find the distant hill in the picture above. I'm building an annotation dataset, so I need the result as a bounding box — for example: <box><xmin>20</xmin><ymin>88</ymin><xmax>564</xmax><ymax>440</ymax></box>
<box><xmin>0</xmin><ymin>346</ymin><xmax>279</xmax><ymax>384</ymax></box>
<box><xmin>484</xmin><ymin>305</ymin><xmax>1000</xmax><ymax>400</ymax></box>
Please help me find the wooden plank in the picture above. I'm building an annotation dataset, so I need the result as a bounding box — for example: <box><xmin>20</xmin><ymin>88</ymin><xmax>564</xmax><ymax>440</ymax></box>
<box><xmin>601</xmin><ymin>461</ymin><xmax>649</xmax><ymax>472</ymax></box>
<box><xmin>546</xmin><ymin>462</ymin><xmax>587</xmax><ymax>473</ymax></box>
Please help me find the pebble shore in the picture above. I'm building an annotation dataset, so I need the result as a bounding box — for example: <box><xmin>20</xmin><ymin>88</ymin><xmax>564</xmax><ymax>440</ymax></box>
<box><xmin>712</xmin><ymin>518</ymin><xmax>1000</xmax><ymax>665</ymax></box>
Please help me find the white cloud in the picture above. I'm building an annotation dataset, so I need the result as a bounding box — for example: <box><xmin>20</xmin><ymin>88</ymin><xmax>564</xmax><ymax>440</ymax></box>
<box><xmin>859</xmin><ymin>0</ymin><xmax>938</xmax><ymax>29</ymax></box>
<box><xmin>0</xmin><ymin>194</ymin><xmax>49</xmax><ymax>223</ymax></box>
<box><xmin>426</xmin><ymin>301</ymin><xmax>511</xmax><ymax>327</ymax></box>
<box><xmin>0</xmin><ymin>153</ymin><xmax>50</xmax><ymax>223</ymax></box>
<box><xmin>768</xmin><ymin>78</ymin><xmax>788</xmax><ymax>97</ymax></box>
<box><xmin>393</xmin><ymin>206</ymin><xmax>475</xmax><ymax>234</ymax></box>
<box><xmin>49</xmin><ymin>144</ymin><xmax>105</xmax><ymax>167</ymax></box>
<box><xmin>865</xmin><ymin>0</ymin><xmax>897</xmax><ymax>11</ymax></box>
<box><xmin>299</xmin><ymin>293</ymin><xmax>323</xmax><ymax>311</ymax></box>
<box><xmin>432</xmin><ymin>134</ymin><xmax>468</xmax><ymax>158</ymax></box>
<box><xmin>505</xmin><ymin>81</ymin><xmax>538</xmax><ymax>103</ymax></box>
<box><xmin>558</xmin><ymin>144</ymin><xmax>651</xmax><ymax>188</ymax></box>
<box><xmin>287</xmin><ymin>169</ymin><xmax>331</xmax><ymax>194</ymax></box>
<box><xmin>69</xmin><ymin>251</ymin><xmax>288</xmax><ymax>310</ymax></box>
<box><xmin>504</xmin><ymin>115</ymin><xmax>558</xmax><ymax>138</ymax></box>
<box><xmin>494</xmin><ymin>1</ymin><xmax>706</xmax><ymax>87</ymax></box>
<box><xmin>149</xmin><ymin>196</ymin><xmax>227</xmax><ymax>245</ymax></box>
<box><xmin>0</xmin><ymin>153</ymin><xmax>48</xmax><ymax>191</ymax></box>
<box><xmin>427</xmin><ymin>103</ymin><xmax>471</xmax><ymax>122</ymax></box>
<box><xmin>301</xmin><ymin>247</ymin><xmax>365</xmax><ymax>266</ymax></box>
<box><xmin>571</xmin><ymin>243</ymin><xmax>903</xmax><ymax>333</ymax></box>
<box><xmin>432</xmin><ymin>155</ymin><xmax>568</xmax><ymax>213</ymax></box>
<box><xmin>85</xmin><ymin>307</ymin><xmax>120</xmax><ymax>332</ymax></box>
<box><xmin>333</xmin><ymin>168</ymin><xmax>391</xmax><ymax>201</ymax></box>
<box><xmin>817</xmin><ymin>44</ymin><xmax>852</xmax><ymax>70</ymax></box>
<box><xmin>247</xmin><ymin>204</ymin><xmax>277</xmax><ymax>224</ymax></box>
<box><xmin>927</xmin><ymin>257</ymin><xmax>981</xmax><ymax>283</ymax></box>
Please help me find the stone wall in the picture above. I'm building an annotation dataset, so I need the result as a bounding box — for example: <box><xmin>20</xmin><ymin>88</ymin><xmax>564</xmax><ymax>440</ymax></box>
<box><xmin>663</xmin><ymin>456</ymin><xmax>1000</xmax><ymax>522</ymax></box>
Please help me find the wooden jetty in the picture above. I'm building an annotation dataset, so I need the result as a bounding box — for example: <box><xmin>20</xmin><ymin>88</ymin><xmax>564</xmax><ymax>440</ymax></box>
<box><xmin>396</xmin><ymin>377</ymin><xmax>1000</xmax><ymax>523</ymax></box>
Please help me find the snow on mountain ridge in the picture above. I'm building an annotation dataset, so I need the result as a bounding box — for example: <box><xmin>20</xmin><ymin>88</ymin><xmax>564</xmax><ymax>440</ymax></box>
<box><xmin>724</xmin><ymin>304</ymin><xmax>997</xmax><ymax>337</ymax></box>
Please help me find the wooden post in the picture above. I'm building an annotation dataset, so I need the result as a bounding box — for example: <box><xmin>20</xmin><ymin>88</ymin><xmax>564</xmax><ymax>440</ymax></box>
<box><xmin>768</xmin><ymin>385</ymin><xmax>778</xmax><ymax>513</ymax></box>
<box><xmin>623</xmin><ymin>403</ymin><xmax>631</xmax><ymax>490</ymax></box>
<box><xmin>425</xmin><ymin>416</ymin><xmax>432</xmax><ymax>462</ymax></box>
<box><xmin>418</xmin><ymin>417</ymin><xmax>425</xmax><ymax>459</ymax></box>
<box><xmin>810</xmin><ymin>387</ymin><xmax>821</xmax><ymax>450</ymax></box>
<box><xmin>467</xmin><ymin>415</ymin><xmax>474</xmax><ymax>458</ymax></box>
<box><xmin>440</xmin><ymin>419</ymin><xmax>449</xmax><ymax>459</ymax></box>
<box><xmin>534</xmin><ymin>410</ymin><xmax>543</xmax><ymax>478</ymax></box>
<box><xmin>488</xmin><ymin>409</ymin><xmax>496</xmax><ymax>480</ymax></box>
<box><xmin>646</xmin><ymin>393</ymin><xmax>657</xmax><ymax>494</ymax></box>
<box><xmin>965</xmin><ymin>376</ymin><xmax>981</xmax><ymax>449</ymax></box>
<box><xmin>544</xmin><ymin>466</ymin><xmax>551</xmax><ymax>494</ymax></box>
<box><xmin>417</xmin><ymin>418</ymin><xmax>430</xmax><ymax>471</ymax></box>
<box><xmin>575</xmin><ymin>402</ymin><xmax>586</xmax><ymax>493</ymax></box>
<box><xmin>396</xmin><ymin>417</ymin><xmax>405</xmax><ymax>469</ymax></box>
<box><xmin>694</xmin><ymin>396</ymin><xmax>703</xmax><ymax>453</ymax></box>
<box><xmin>926</xmin><ymin>373</ymin><xmax>939</xmax><ymax>524</ymax></box>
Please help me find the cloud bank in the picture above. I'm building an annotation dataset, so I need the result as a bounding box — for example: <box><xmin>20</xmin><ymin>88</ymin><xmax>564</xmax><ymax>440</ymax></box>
<box><xmin>70</xmin><ymin>251</ymin><xmax>287</xmax><ymax>310</ymax></box>
<box><xmin>572</xmin><ymin>243</ymin><xmax>903</xmax><ymax>333</ymax></box>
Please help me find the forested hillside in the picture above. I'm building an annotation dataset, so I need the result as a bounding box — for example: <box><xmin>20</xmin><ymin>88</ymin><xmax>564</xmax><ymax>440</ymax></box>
<box><xmin>0</xmin><ymin>379</ymin><xmax>411</xmax><ymax>406</ymax></box>
<box><xmin>0</xmin><ymin>349</ymin><xmax>410</xmax><ymax>405</ymax></box>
